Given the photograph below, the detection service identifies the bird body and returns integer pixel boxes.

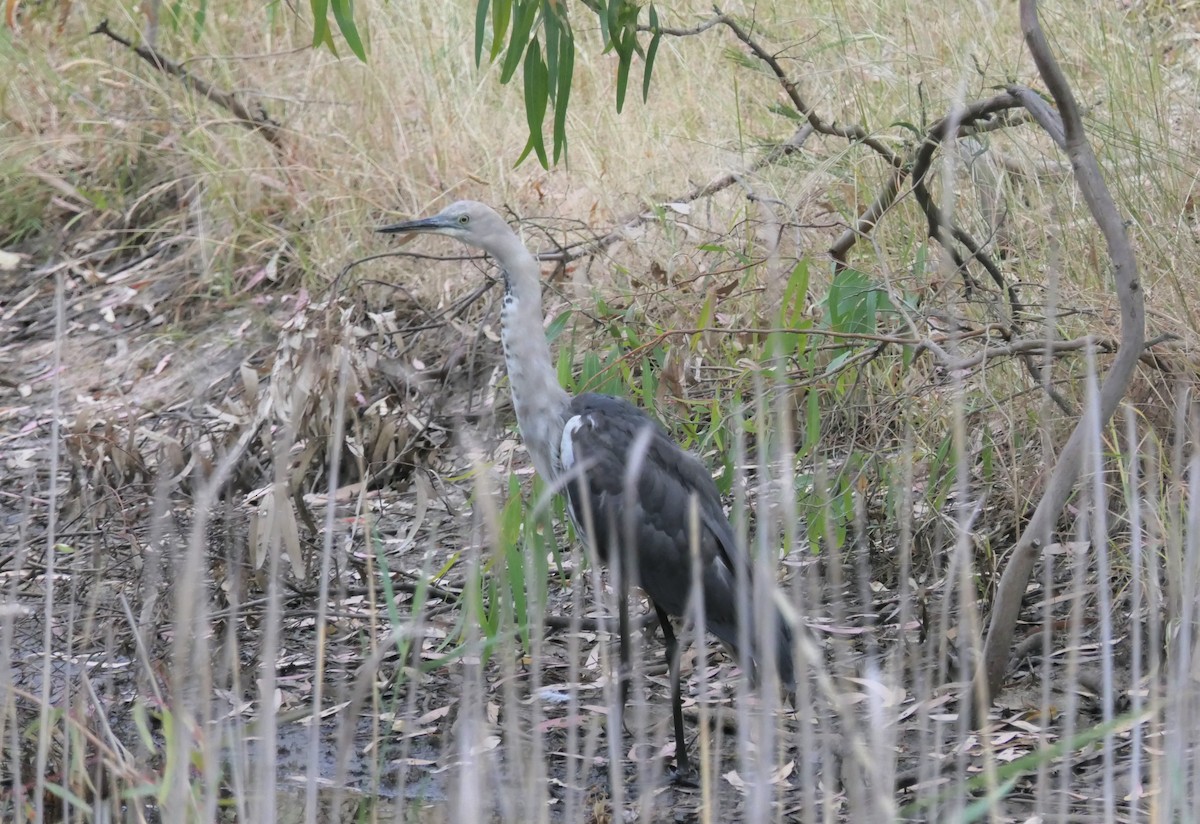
[380,201,793,778]
[561,392,794,689]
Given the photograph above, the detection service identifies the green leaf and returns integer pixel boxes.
[191,0,207,42]
[640,356,658,403]
[474,0,491,66]
[823,349,853,377]
[695,293,715,333]
[581,351,602,388]
[768,102,804,121]
[890,119,923,136]
[500,0,537,84]
[804,390,820,453]
[331,0,367,61]
[824,266,884,334]
[553,24,574,163]
[514,133,537,166]
[543,2,559,90]
[311,0,331,49]
[782,259,810,326]
[642,4,660,103]
[615,31,633,113]
[522,36,550,168]
[491,0,513,63]
[604,0,619,48]
[557,347,574,391]
[546,308,573,344]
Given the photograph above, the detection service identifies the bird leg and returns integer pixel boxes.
[617,571,633,715]
[654,603,695,784]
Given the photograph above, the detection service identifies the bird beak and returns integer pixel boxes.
[376,215,449,236]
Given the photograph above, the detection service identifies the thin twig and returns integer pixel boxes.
[543,125,815,264]
[91,19,285,153]
[713,9,902,168]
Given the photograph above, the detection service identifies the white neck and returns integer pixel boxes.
[495,233,571,481]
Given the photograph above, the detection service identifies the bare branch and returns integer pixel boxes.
[935,335,1112,372]
[713,9,903,169]
[1006,83,1067,149]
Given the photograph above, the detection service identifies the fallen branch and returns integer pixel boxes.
[91,19,286,154]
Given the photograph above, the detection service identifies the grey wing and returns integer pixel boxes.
[561,393,749,646]
[561,392,795,688]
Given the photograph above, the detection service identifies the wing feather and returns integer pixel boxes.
[561,392,793,687]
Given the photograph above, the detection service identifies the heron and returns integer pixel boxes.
[379,200,795,780]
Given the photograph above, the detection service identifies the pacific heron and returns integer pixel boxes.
[379,200,795,780]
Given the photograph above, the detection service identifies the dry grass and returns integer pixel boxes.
[3,0,1200,821]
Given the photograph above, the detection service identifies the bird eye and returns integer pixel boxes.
[457,214,470,225]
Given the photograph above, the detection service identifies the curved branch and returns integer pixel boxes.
[644,7,1022,316]
[971,0,1146,717]
[908,95,1023,303]
[713,9,903,169]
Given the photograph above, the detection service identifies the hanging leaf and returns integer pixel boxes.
[490,0,513,63]
[310,0,333,51]
[474,0,491,66]
[331,0,366,61]
[500,0,538,84]
[522,35,550,167]
[614,28,634,113]
[543,2,559,90]
[642,4,660,103]
[552,22,574,163]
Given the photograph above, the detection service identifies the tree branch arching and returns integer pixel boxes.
[971,0,1146,716]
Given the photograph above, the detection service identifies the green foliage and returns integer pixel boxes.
[167,0,208,41]
[822,266,895,336]
[371,526,440,687]
[474,1,660,167]
[445,472,563,662]
[311,0,366,61]
[154,0,659,166]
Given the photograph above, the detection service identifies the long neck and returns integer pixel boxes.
[495,233,571,482]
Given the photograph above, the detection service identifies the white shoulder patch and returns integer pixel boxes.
[561,414,586,470]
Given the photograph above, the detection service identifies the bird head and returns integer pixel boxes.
[377,200,510,253]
